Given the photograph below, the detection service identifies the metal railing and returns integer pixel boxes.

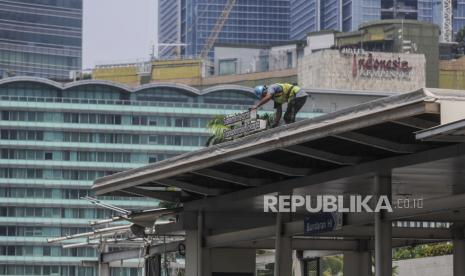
[0,95,256,111]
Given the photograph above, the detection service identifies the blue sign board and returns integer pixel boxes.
[304,212,343,235]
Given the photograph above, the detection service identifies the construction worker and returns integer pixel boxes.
[250,83,307,127]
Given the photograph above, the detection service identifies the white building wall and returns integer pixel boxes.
[214,46,262,74]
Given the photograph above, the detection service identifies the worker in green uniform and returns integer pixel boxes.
[250,83,307,127]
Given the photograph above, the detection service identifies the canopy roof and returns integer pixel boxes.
[92,88,465,216]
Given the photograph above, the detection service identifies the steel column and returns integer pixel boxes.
[274,212,293,276]
[374,173,392,276]
[145,255,161,276]
[197,211,203,276]
[452,224,465,276]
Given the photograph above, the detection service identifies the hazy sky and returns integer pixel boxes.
[83,0,158,69]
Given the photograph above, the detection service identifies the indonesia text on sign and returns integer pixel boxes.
[224,120,266,140]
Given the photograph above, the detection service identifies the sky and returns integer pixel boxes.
[83,0,158,69]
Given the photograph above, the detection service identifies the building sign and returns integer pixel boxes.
[304,212,343,235]
[224,120,267,140]
[354,53,413,80]
[340,47,367,57]
[224,109,257,126]
[223,110,267,140]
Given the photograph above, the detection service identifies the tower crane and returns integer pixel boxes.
[199,0,236,59]
[443,0,453,42]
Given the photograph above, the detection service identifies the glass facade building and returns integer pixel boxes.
[158,0,181,58]
[290,0,465,40]
[0,77,320,275]
[159,0,291,58]
[0,0,82,80]
[290,0,384,39]
[290,0,319,40]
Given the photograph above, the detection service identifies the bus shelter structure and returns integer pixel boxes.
[93,88,465,276]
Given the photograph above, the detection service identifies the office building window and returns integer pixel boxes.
[219,59,237,75]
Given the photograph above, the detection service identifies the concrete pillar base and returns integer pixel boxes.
[98,262,110,276]
[344,251,371,276]
[454,239,465,276]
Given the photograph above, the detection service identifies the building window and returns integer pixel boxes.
[287,51,293,68]
[219,59,237,75]
[45,152,53,160]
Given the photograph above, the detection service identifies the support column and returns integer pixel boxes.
[185,211,204,276]
[145,255,161,276]
[452,224,465,276]
[344,243,371,276]
[274,212,293,276]
[374,172,392,276]
[293,251,305,276]
[98,259,110,276]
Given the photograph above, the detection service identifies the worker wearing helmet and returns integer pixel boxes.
[250,83,307,127]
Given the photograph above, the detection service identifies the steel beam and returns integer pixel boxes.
[392,117,438,130]
[215,237,443,251]
[101,240,184,263]
[334,132,422,153]
[206,225,450,248]
[121,187,183,202]
[234,157,310,176]
[280,145,362,165]
[385,193,465,221]
[191,169,264,187]
[153,179,225,196]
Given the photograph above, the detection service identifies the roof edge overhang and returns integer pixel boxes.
[91,88,459,196]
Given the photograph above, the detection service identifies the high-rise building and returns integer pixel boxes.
[158,0,181,58]
[290,0,384,39]
[0,0,82,80]
[290,0,464,41]
[290,0,319,40]
[0,76,320,275]
[454,0,465,36]
[158,0,291,58]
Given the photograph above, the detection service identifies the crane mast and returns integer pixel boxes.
[199,0,236,59]
[443,0,452,42]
